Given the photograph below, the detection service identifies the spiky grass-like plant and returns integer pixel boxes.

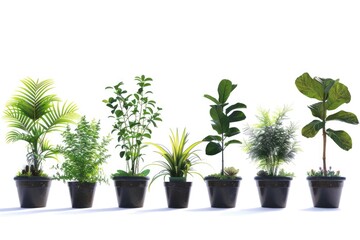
[4,78,79,176]
[244,107,299,176]
[147,128,203,187]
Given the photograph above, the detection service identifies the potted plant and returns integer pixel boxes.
[103,75,162,208]
[3,77,78,208]
[203,79,247,208]
[295,72,359,208]
[243,107,300,208]
[147,128,203,208]
[53,116,111,208]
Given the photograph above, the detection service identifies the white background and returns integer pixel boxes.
[0,0,359,239]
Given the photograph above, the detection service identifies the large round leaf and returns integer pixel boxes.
[327,81,351,110]
[301,120,324,138]
[326,110,359,124]
[326,129,352,151]
[205,142,222,155]
[295,72,324,101]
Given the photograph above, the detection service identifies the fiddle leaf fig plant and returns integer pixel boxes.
[103,75,162,177]
[203,79,247,177]
[295,72,359,176]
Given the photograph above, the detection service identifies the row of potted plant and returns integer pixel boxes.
[2,73,358,209]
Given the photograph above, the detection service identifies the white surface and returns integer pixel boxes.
[0,0,359,239]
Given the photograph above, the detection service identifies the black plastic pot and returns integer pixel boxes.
[255,176,292,208]
[164,181,192,208]
[204,177,241,208]
[14,176,52,208]
[113,176,149,208]
[68,182,96,208]
[307,176,346,208]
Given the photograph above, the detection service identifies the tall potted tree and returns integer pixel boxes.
[147,128,203,208]
[53,116,111,208]
[244,107,300,208]
[103,75,162,208]
[203,79,247,208]
[295,72,358,208]
[3,77,78,208]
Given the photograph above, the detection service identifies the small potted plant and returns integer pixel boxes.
[295,72,359,208]
[53,116,111,208]
[3,77,78,208]
[203,79,247,208]
[243,106,300,208]
[147,128,203,208]
[103,75,162,208]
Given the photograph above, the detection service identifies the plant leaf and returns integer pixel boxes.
[205,142,222,155]
[225,139,241,147]
[326,110,359,124]
[326,81,351,110]
[295,72,323,101]
[226,102,247,114]
[210,106,229,134]
[204,94,219,105]
[301,120,324,138]
[203,135,222,141]
[228,110,246,123]
[326,129,352,150]
[308,102,324,119]
[218,79,236,104]
[224,127,240,137]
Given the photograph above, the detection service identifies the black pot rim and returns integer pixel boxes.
[204,176,242,181]
[254,176,293,181]
[307,176,346,181]
[14,176,52,181]
[68,181,97,186]
[112,176,150,181]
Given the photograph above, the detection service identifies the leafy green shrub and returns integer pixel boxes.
[53,116,111,183]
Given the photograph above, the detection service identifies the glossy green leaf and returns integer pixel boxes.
[327,81,351,110]
[326,110,359,124]
[205,142,222,155]
[326,129,352,150]
[203,135,222,141]
[218,79,236,104]
[228,110,246,123]
[295,72,323,101]
[301,120,324,138]
[225,127,240,137]
[204,94,219,105]
[210,106,229,134]
[308,102,324,119]
[225,139,241,147]
[226,102,247,114]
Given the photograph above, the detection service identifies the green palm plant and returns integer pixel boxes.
[3,78,79,176]
[243,107,300,177]
[147,128,203,187]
